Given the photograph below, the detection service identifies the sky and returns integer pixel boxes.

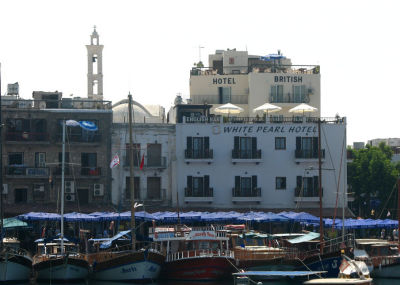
[0,0,399,145]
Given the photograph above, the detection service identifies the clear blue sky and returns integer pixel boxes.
[1,0,399,144]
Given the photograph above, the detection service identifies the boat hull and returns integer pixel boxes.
[34,256,89,281]
[304,278,373,285]
[161,256,235,281]
[0,254,32,282]
[371,262,400,278]
[90,250,164,282]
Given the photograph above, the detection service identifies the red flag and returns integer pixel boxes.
[139,154,145,170]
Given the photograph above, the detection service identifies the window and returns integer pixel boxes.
[275,137,286,150]
[125,177,140,199]
[229,57,235,64]
[218,87,231,104]
[234,176,258,197]
[295,137,319,158]
[8,153,23,165]
[125,143,141,166]
[186,137,210,159]
[293,85,306,103]
[276,177,286,190]
[270,85,283,103]
[186,176,210,197]
[296,176,319,197]
[233,137,259,159]
[81,153,99,175]
[35,152,46,168]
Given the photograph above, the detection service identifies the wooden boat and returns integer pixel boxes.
[354,238,400,278]
[0,238,32,282]
[150,224,235,281]
[86,231,165,282]
[33,239,89,281]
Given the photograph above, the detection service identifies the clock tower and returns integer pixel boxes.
[86,26,104,100]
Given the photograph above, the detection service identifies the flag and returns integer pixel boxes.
[109,154,120,169]
[139,154,145,170]
[387,211,391,217]
[339,258,350,273]
[65,120,80,127]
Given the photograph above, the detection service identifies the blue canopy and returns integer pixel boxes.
[18,212,61,221]
[64,212,99,222]
[237,212,289,222]
[99,230,131,249]
[279,211,320,223]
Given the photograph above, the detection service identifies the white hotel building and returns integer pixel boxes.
[171,49,347,213]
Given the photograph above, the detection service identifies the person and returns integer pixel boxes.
[380,228,385,240]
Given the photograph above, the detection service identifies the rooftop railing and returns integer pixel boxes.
[1,98,112,110]
[183,116,345,124]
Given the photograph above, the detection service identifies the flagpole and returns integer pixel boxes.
[128,93,136,249]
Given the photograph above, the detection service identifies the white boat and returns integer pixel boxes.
[0,238,32,282]
[304,256,372,285]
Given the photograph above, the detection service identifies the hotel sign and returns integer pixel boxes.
[274,76,303,83]
[212,125,317,135]
[212,77,236,84]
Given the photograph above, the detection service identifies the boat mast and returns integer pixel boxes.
[60,120,66,254]
[0,63,3,247]
[318,118,324,254]
[128,93,136,249]
[398,178,400,252]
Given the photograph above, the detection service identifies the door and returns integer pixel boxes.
[147,144,161,167]
[77,188,89,204]
[147,177,161,199]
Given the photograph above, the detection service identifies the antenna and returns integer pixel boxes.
[198,45,204,63]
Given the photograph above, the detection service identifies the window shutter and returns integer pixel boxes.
[187,176,193,189]
[296,176,302,188]
[234,136,239,150]
[235,176,240,189]
[251,137,257,158]
[204,137,209,151]
[252,176,257,189]
[204,175,209,191]
[187,137,192,158]
[296,137,301,150]
[282,177,286,189]
[312,137,319,158]
[313,176,319,194]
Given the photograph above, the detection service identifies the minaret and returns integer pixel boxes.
[86,26,104,100]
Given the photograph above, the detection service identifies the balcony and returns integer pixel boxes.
[5,166,49,177]
[232,149,262,164]
[184,149,213,164]
[294,187,323,202]
[6,132,49,142]
[269,93,310,104]
[145,156,167,169]
[53,166,72,176]
[56,133,101,143]
[184,187,214,203]
[232,187,262,203]
[295,149,325,163]
[80,167,101,177]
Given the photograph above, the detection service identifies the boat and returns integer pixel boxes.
[32,119,90,281]
[304,255,372,285]
[86,93,165,282]
[33,238,89,281]
[354,238,400,278]
[150,224,236,281]
[0,238,32,282]
[0,72,33,283]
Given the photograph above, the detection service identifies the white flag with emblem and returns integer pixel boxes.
[109,154,120,169]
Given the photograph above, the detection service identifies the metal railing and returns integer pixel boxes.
[269,94,310,104]
[295,187,323,197]
[232,187,261,197]
[5,166,49,177]
[185,187,213,197]
[56,133,102,143]
[295,149,325,159]
[6,132,49,142]
[232,149,261,159]
[185,149,213,159]
[191,94,248,104]
[183,116,345,125]
[81,167,101,176]
[166,249,234,262]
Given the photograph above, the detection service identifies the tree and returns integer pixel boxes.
[348,142,399,218]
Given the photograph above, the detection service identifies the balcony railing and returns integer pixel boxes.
[56,133,101,143]
[232,149,261,159]
[145,156,167,168]
[6,132,49,142]
[182,116,345,125]
[185,187,213,197]
[185,149,213,159]
[191,94,248,104]
[295,149,325,159]
[81,167,101,176]
[269,94,310,104]
[5,166,49,177]
[53,166,71,176]
[232,187,261,197]
[295,187,323,197]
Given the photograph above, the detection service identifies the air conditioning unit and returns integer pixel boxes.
[65,181,75,193]
[93,184,104,196]
[34,184,45,192]
[65,193,75,202]
[2,184,8,195]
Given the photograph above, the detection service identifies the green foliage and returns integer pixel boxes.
[348,143,398,218]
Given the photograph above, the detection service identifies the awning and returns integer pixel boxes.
[100,230,131,249]
[287,232,320,244]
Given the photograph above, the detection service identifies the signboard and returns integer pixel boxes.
[186,230,217,240]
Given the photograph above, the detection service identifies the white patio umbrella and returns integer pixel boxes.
[289,103,318,116]
[214,103,244,116]
[253,103,282,116]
